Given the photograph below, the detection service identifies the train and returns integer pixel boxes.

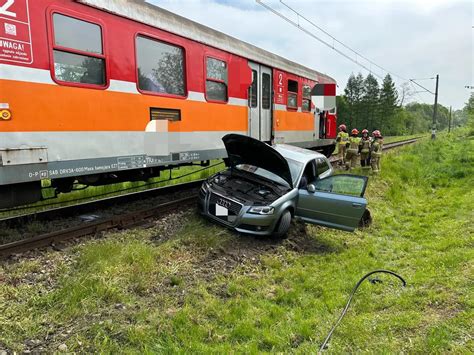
[0,0,338,209]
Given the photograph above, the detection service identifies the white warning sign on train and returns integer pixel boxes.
[0,0,33,64]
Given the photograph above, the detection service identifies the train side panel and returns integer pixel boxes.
[0,0,336,207]
[1,0,252,188]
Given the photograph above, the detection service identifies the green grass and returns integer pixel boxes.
[1,132,473,352]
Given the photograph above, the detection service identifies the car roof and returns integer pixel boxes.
[274,144,326,164]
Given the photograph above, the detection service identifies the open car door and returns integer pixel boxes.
[296,174,368,231]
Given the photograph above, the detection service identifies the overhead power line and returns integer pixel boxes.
[256,0,409,82]
[256,0,439,104]
[409,79,435,95]
[255,0,384,80]
[278,0,408,82]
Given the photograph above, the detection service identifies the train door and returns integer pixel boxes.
[248,62,272,142]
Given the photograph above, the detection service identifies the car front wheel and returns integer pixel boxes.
[272,210,292,238]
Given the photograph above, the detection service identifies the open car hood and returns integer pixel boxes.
[222,134,293,188]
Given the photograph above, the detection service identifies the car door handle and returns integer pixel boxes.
[352,203,362,208]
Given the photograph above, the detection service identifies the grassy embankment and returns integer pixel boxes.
[1,132,473,352]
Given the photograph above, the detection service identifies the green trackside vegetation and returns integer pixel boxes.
[1,131,473,353]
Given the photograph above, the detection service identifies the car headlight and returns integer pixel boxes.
[248,206,275,215]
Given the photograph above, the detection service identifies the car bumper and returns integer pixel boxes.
[198,191,279,236]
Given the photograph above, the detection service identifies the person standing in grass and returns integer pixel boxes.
[370,130,384,173]
[336,124,349,165]
[345,128,361,170]
[359,129,371,169]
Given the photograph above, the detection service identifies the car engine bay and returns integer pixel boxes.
[208,170,288,204]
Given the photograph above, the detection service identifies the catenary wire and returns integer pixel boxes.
[319,270,406,352]
[259,1,437,99]
[255,0,384,80]
[278,0,409,82]
[256,0,411,81]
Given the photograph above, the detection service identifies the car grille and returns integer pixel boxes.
[209,193,242,215]
[208,192,243,225]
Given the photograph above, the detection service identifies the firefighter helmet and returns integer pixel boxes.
[372,130,381,137]
[362,129,369,134]
[338,124,347,131]
[351,128,359,135]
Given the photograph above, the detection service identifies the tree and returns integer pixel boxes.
[362,74,379,130]
[336,95,349,127]
[378,74,399,133]
[343,73,365,128]
[398,82,414,107]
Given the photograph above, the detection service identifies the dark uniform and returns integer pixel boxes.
[359,136,371,169]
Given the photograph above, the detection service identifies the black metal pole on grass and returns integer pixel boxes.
[431,74,439,139]
[448,106,452,133]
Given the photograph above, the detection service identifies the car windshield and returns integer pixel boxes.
[235,158,303,187]
[287,158,304,185]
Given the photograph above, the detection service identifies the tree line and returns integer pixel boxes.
[336,72,471,136]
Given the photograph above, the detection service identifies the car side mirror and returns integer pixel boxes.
[307,184,316,193]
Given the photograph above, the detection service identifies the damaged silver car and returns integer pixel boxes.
[198,134,368,237]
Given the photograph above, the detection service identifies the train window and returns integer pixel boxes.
[262,73,271,109]
[302,84,311,112]
[136,36,186,96]
[249,70,258,108]
[53,14,102,54]
[287,79,298,108]
[206,57,228,102]
[52,14,105,86]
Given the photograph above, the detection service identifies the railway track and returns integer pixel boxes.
[0,180,204,227]
[329,137,421,164]
[0,137,422,257]
[0,181,202,257]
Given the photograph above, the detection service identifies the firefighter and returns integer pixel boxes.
[370,130,384,173]
[345,128,361,170]
[336,124,349,165]
[359,129,371,169]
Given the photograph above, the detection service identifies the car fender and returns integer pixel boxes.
[271,188,298,218]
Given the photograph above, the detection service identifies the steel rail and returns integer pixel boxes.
[0,195,197,257]
[0,180,204,227]
[329,137,422,164]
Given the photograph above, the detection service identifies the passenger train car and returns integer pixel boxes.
[0,0,337,208]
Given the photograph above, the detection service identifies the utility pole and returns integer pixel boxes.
[448,106,452,133]
[431,74,439,139]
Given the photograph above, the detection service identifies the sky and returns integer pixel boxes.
[146,0,473,109]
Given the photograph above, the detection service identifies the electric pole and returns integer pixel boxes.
[431,74,439,139]
[448,106,452,133]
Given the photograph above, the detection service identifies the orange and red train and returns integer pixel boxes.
[0,0,337,208]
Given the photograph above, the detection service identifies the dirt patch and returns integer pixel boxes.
[150,209,191,243]
[157,219,343,304]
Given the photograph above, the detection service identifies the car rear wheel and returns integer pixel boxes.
[273,210,292,239]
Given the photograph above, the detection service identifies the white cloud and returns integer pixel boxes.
[147,0,472,109]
